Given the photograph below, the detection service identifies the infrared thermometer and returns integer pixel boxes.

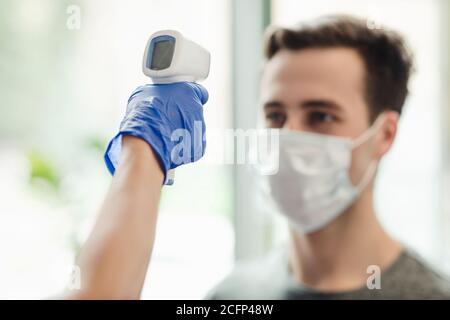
[142,30,210,184]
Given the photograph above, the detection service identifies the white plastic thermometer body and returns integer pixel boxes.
[143,30,210,184]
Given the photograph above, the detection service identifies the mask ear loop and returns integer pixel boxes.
[356,160,378,192]
[352,115,385,149]
[351,114,385,192]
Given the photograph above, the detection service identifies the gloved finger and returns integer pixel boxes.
[188,83,209,105]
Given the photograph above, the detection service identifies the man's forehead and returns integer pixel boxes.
[261,47,367,105]
[262,48,366,88]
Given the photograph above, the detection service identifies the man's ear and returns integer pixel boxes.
[374,111,400,158]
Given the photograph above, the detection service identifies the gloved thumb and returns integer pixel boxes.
[189,83,209,105]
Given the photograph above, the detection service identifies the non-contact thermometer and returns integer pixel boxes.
[142,30,210,184]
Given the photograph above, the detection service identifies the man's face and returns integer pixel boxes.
[261,47,383,185]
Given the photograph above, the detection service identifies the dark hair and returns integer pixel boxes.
[264,15,414,121]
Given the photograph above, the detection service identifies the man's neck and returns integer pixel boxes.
[288,189,402,292]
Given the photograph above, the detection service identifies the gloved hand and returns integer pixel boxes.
[104,82,208,185]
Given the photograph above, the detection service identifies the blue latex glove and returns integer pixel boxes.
[104,82,208,185]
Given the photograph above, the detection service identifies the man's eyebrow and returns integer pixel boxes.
[263,99,343,111]
[301,99,342,111]
[263,101,284,109]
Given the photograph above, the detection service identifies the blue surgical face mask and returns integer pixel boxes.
[266,116,384,234]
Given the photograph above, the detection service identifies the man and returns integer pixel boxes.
[206,15,450,299]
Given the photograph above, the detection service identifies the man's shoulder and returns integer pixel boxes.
[385,248,450,299]
[205,249,290,300]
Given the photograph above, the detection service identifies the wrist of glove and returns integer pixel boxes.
[104,82,208,185]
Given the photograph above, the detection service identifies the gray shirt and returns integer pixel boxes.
[206,247,450,299]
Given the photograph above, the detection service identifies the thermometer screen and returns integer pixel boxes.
[151,39,175,70]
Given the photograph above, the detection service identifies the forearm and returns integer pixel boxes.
[66,136,164,299]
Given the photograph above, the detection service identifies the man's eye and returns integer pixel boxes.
[308,111,336,124]
[265,112,286,124]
